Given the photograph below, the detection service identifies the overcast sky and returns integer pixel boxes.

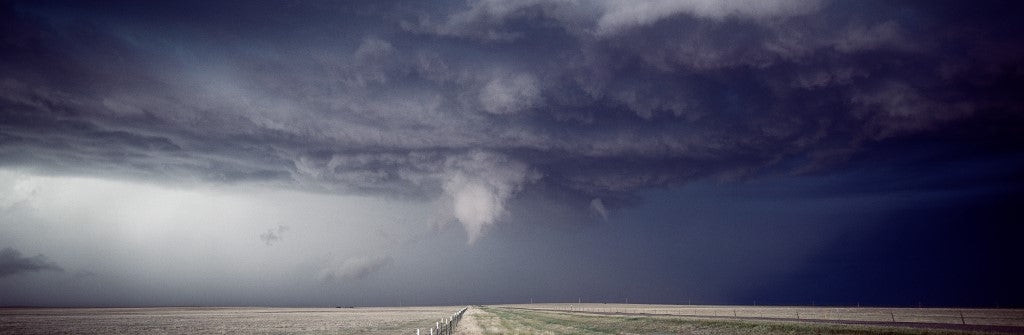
[1,0,1022,307]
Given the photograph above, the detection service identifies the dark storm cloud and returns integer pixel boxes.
[0,247,62,277]
[1,1,1022,227]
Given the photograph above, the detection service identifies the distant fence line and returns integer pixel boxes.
[416,307,467,335]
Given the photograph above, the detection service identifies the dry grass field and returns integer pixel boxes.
[3,304,1022,334]
[0,306,461,334]
[454,305,1024,335]
[504,303,1024,327]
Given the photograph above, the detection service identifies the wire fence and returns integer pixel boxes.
[415,307,467,335]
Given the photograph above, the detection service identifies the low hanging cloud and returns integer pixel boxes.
[259,225,289,246]
[0,247,63,277]
[589,198,609,221]
[317,255,394,283]
[0,1,1022,242]
[443,152,535,243]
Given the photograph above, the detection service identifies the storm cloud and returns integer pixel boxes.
[0,0,1022,309]
[1,0,1022,240]
[0,247,62,277]
[318,255,394,283]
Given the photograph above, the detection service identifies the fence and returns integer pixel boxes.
[416,307,467,335]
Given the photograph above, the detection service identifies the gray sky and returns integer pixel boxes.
[1,0,1022,307]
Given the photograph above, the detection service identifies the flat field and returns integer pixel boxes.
[0,306,459,335]
[3,304,1022,334]
[455,304,1024,335]
[503,303,1024,327]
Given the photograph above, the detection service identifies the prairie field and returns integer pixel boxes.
[2,304,1022,334]
[455,304,1024,335]
[0,306,460,335]
[501,303,1024,327]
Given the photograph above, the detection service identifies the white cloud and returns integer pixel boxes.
[851,82,973,140]
[0,171,39,210]
[595,0,822,35]
[353,37,395,62]
[443,151,535,243]
[479,72,541,115]
[404,0,822,39]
